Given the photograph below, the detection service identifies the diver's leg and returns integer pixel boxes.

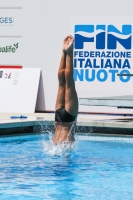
[54,41,67,144]
[56,36,78,144]
[54,36,78,144]
[55,52,66,110]
[64,36,78,116]
[55,36,73,109]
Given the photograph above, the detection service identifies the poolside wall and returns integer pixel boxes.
[0,0,133,114]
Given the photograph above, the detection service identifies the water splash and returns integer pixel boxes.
[38,112,77,157]
[43,139,75,157]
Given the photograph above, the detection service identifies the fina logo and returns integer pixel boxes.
[74,24,132,83]
[74,25,132,50]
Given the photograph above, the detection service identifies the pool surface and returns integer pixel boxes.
[0,134,133,200]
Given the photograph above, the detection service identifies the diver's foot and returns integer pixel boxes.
[62,35,74,53]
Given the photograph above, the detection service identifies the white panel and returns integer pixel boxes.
[0,68,40,113]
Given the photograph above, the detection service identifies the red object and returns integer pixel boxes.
[0,66,22,69]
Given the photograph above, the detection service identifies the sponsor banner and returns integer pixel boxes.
[0,43,19,53]
[74,24,132,83]
[0,5,47,113]
[0,9,23,32]
[0,7,23,69]
[70,16,133,113]
[0,5,133,113]
[0,17,14,25]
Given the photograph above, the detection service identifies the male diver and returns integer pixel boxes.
[53,35,78,144]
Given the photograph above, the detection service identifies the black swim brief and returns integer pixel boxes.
[55,107,77,123]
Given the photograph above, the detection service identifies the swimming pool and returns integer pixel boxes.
[0,133,133,200]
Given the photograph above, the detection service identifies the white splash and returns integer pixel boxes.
[43,139,74,157]
[39,113,77,157]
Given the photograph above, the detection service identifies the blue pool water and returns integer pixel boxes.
[0,134,133,200]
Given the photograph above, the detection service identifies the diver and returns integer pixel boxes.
[53,35,78,144]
